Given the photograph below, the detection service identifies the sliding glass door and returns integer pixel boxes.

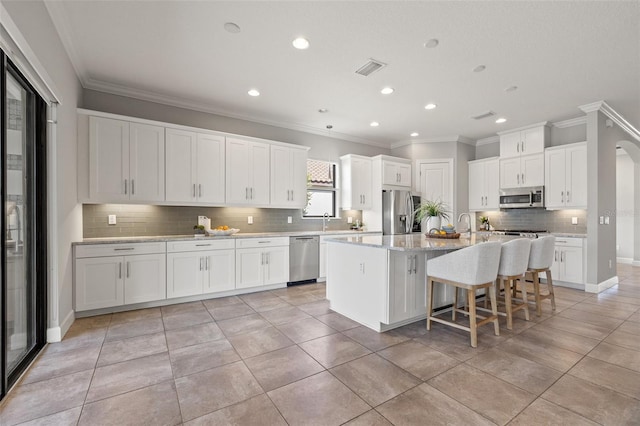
[1,51,47,398]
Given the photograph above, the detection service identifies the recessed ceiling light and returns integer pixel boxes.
[495,117,507,124]
[410,132,419,137]
[370,121,380,127]
[318,108,328,113]
[505,85,518,92]
[292,37,309,50]
[424,38,439,48]
[473,65,486,73]
[224,22,241,34]
[247,89,260,97]
[380,87,394,95]
[424,103,437,110]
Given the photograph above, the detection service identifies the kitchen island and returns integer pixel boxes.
[326,233,516,332]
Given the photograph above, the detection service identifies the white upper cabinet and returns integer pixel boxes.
[468,157,499,211]
[499,153,544,189]
[89,116,165,203]
[165,129,225,204]
[382,160,411,187]
[545,142,587,209]
[499,124,549,158]
[270,145,308,208]
[341,154,373,210]
[226,137,270,206]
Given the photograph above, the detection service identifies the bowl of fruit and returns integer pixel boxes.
[206,226,240,236]
[441,224,456,233]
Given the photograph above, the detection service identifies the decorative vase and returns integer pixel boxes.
[422,216,441,233]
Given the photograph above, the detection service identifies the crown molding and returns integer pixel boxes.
[551,116,587,128]
[496,121,550,136]
[390,135,475,150]
[475,135,500,146]
[579,100,640,142]
[83,78,391,149]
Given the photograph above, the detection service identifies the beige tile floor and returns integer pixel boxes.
[2,264,640,425]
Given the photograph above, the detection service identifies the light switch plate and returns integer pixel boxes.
[599,216,604,225]
[248,216,253,224]
[604,216,610,225]
[347,217,353,224]
[571,217,578,225]
[108,215,116,225]
[287,216,292,224]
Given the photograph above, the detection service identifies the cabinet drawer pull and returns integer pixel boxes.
[517,174,520,184]
[195,243,212,247]
[258,241,271,244]
[114,247,135,251]
[245,187,248,199]
[200,257,203,271]
[131,179,135,195]
[126,262,130,278]
[206,257,209,270]
[199,184,202,197]
[566,191,570,202]
[193,184,196,197]
[124,179,128,194]
[251,188,254,199]
[119,262,122,279]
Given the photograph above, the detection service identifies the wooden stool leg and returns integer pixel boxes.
[533,272,542,316]
[504,278,513,330]
[468,289,478,347]
[518,278,530,321]
[453,287,459,321]
[546,269,556,311]
[489,283,500,336]
[427,278,434,330]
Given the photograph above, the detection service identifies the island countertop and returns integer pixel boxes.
[326,233,519,252]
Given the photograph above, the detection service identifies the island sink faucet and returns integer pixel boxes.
[458,212,471,237]
[322,212,330,232]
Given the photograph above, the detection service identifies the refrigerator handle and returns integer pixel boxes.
[407,193,415,233]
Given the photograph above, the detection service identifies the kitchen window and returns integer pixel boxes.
[304,159,337,218]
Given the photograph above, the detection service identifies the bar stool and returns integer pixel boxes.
[527,235,556,316]
[426,242,502,348]
[496,238,532,329]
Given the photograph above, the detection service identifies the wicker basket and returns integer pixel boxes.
[425,232,461,239]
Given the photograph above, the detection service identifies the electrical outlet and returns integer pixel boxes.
[604,216,610,225]
[599,216,604,225]
[248,216,253,224]
[571,217,578,225]
[347,217,353,224]
[108,215,116,225]
[287,216,292,224]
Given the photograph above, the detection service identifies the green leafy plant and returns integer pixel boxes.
[414,199,450,223]
[478,216,490,225]
[193,225,205,234]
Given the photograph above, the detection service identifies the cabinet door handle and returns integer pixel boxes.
[126,262,130,278]
[517,142,520,153]
[251,187,254,199]
[245,187,248,199]
[414,256,418,274]
[522,173,525,184]
[561,251,565,262]
[522,141,525,152]
[261,253,264,265]
[193,184,196,197]
[517,174,520,184]
[119,262,122,279]
[362,194,365,204]
[555,250,558,262]
[195,243,212,247]
[114,247,134,251]
[206,257,209,270]
[124,179,128,195]
[561,191,564,203]
[131,179,135,195]
[199,184,202,197]
[567,191,570,202]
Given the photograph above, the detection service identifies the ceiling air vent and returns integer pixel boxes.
[471,111,496,120]
[355,59,387,76]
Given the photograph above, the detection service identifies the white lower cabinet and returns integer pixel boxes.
[75,242,166,312]
[236,238,289,289]
[167,240,236,298]
[388,251,426,323]
[550,237,585,285]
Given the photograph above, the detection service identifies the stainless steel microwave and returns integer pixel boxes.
[499,186,545,209]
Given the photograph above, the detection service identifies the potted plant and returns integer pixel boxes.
[415,199,450,233]
[478,216,490,231]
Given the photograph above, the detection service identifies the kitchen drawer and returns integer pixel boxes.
[236,237,289,249]
[75,242,166,258]
[554,237,583,247]
[167,239,235,253]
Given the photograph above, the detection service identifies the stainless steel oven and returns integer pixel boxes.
[499,186,545,209]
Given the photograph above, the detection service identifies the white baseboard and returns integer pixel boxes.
[633,260,640,267]
[585,276,619,293]
[47,310,75,343]
[617,257,634,264]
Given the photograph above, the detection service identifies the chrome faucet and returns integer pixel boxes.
[458,212,471,237]
[322,212,330,232]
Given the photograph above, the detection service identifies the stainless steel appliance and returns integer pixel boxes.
[382,190,414,235]
[493,229,549,238]
[499,186,545,209]
[288,236,319,284]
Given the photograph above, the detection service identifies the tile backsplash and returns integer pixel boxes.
[82,204,362,238]
[476,209,587,234]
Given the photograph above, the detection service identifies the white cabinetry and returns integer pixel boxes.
[236,237,289,289]
[166,240,236,298]
[388,251,426,323]
[382,159,411,187]
[468,157,500,211]
[549,237,585,286]
[89,116,165,203]
[499,153,544,189]
[545,142,587,210]
[75,242,166,311]
[270,145,309,208]
[340,154,373,209]
[499,125,548,158]
[226,137,270,205]
[165,129,225,204]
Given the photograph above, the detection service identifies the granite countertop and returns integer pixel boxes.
[73,230,379,246]
[551,232,587,238]
[326,233,519,252]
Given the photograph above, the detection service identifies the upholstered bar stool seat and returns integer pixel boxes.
[526,235,557,316]
[426,242,502,348]
[495,238,532,329]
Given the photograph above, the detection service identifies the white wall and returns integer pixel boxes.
[616,151,635,260]
[3,0,82,339]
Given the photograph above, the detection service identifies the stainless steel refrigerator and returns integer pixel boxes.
[382,190,415,235]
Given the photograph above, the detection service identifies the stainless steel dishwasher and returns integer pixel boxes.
[289,236,320,284]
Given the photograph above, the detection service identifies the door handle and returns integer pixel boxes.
[131,179,135,195]
[245,187,248,199]
[561,251,565,262]
[206,257,209,270]
[124,179,128,195]
[567,191,570,202]
[199,184,202,197]
[119,262,122,279]
[193,184,196,197]
[517,174,520,185]
[200,257,203,271]
[413,256,418,274]
[555,250,558,262]
[522,173,525,184]
[126,262,130,278]
[114,247,135,251]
